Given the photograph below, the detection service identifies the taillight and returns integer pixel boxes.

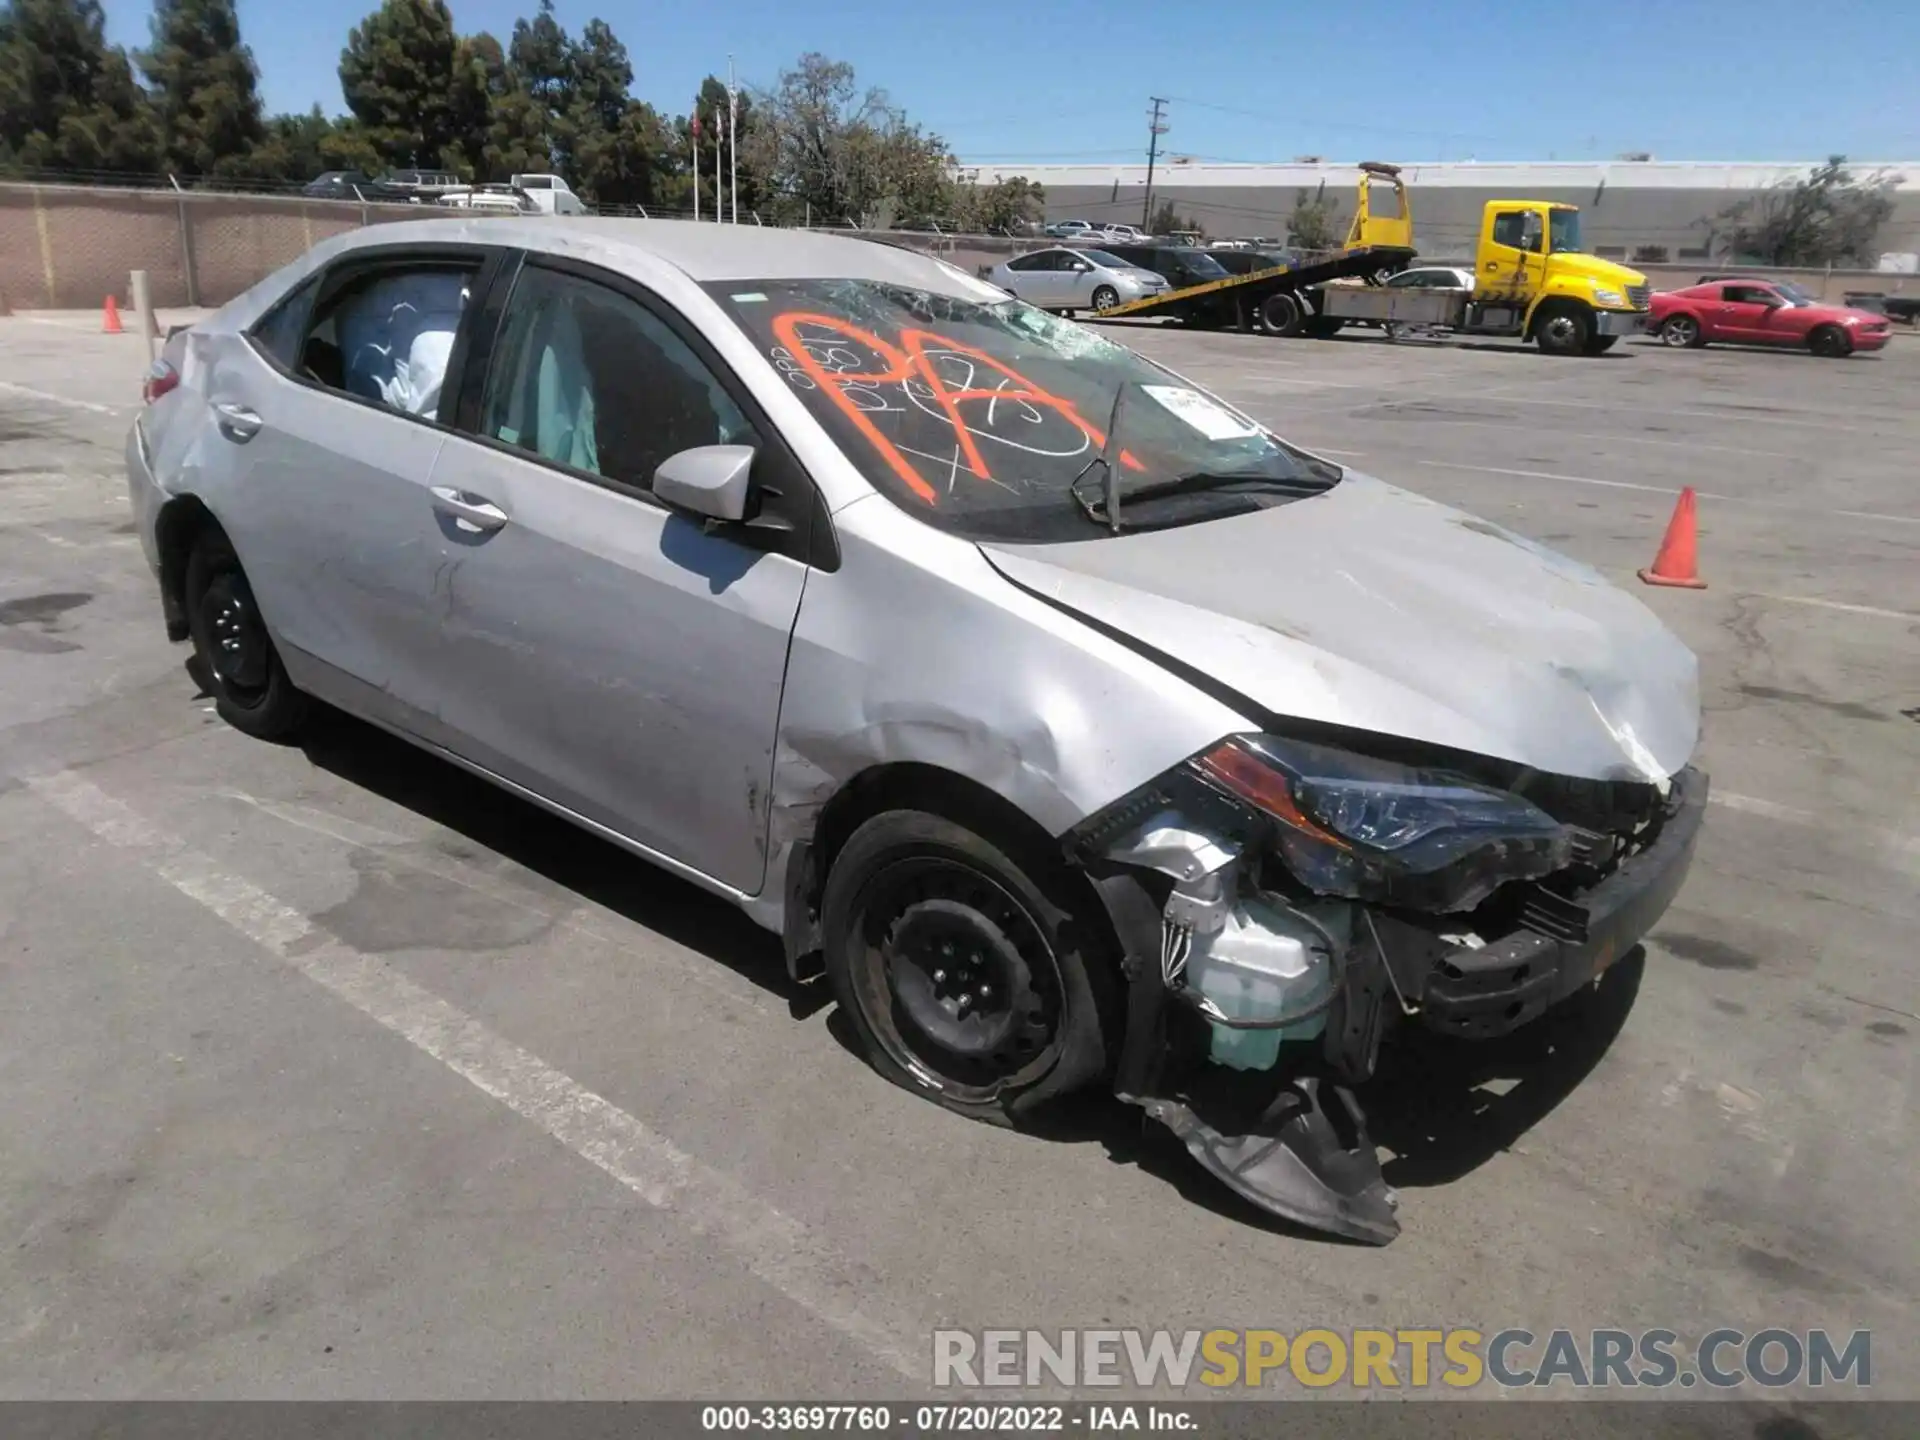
[143,359,180,404]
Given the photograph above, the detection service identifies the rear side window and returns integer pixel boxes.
[249,274,321,368]
[265,255,484,421]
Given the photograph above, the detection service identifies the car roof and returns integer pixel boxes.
[307,216,984,295]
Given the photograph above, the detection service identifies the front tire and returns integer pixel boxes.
[1809,324,1852,358]
[184,529,308,740]
[1534,302,1591,356]
[1090,285,1119,313]
[820,810,1117,1125]
[1583,334,1618,355]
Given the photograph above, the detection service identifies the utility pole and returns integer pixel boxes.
[728,54,740,225]
[1142,97,1168,230]
[691,108,701,223]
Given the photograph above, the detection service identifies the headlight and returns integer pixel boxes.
[1591,288,1625,306]
[1187,736,1570,911]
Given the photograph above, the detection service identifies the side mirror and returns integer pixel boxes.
[653,444,756,523]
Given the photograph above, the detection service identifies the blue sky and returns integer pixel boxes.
[101,0,1920,163]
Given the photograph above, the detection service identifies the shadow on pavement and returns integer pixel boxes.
[294,704,794,1001]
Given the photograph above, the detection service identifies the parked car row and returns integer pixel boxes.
[300,170,587,216]
[989,243,1240,313]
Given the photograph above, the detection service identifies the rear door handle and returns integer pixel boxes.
[430,485,509,533]
[213,402,261,441]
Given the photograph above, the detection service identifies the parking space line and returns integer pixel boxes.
[0,380,124,415]
[1758,594,1918,622]
[1417,459,1920,525]
[1710,791,1920,861]
[1470,387,1899,435]
[25,768,925,1383]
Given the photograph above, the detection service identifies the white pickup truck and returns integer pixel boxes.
[508,173,588,215]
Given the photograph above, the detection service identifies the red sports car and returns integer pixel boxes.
[1649,279,1891,357]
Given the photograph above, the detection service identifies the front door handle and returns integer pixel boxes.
[213,402,261,441]
[430,485,509,533]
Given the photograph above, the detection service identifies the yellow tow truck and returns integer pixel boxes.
[1316,163,1653,355]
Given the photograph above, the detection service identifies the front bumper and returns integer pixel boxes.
[1421,765,1708,1039]
[1096,765,1708,1245]
[1594,308,1651,336]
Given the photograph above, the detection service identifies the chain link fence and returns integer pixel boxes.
[0,177,1043,313]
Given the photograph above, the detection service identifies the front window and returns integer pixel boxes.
[1548,209,1584,254]
[1773,280,1816,305]
[1076,249,1128,268]
[707,279,1340,543]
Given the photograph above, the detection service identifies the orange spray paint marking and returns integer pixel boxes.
[771,311,1148,506]
[772,312,935,502]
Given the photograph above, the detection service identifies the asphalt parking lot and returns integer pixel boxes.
[0,311,1914,1406]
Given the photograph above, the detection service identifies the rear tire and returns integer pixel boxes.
[1260,291,1305,337]
[1534,302,1591,356]
[184,529,308,740]
[1659,314,1704,348]
[1090,285,1119,313]
[820,809,1118,1126]
[1809,324,1852,358]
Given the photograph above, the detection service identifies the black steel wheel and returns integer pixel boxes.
[821,809,1117,1123]
[184,529,308,739]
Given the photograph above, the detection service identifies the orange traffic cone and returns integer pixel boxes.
[102,295,124,334]
[1639,487,1706,589]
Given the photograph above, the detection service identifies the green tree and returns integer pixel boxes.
[749,53,954,226]
[1285,187,1340,250]
[243,104,380,183]
[0,0,159,173]
[958,174,1044,233]
[139,0,263,177]
[338,0,460,172]
[1710,157,1898,266]
[1147,196,1202,238]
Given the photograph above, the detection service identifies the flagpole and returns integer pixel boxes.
[691,108,701,223]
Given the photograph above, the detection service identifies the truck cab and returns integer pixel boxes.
[1474,200,1651,353]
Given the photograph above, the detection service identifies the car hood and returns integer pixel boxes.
[980,472,1699,784]
[1121,268,1168,284]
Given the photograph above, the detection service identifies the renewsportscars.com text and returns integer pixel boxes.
[932,1327,1872,1391]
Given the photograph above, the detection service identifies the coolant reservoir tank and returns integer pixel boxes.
[1185,898,1345,1072]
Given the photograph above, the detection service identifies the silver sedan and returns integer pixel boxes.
[127,218,1704,1243]
[988,246,1170,313]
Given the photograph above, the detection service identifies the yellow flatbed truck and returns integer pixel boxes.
[1315,191,1654,355]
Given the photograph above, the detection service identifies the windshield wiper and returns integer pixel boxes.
[1068,381,1129,533]
[1115,468,1339,507]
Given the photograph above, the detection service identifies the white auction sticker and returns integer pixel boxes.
[1141,384,1261,440]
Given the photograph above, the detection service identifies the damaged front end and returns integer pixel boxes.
[1071,732,1708,1245]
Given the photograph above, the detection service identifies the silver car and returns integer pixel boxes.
[127,219,1705,1243]
[989,246,1170,313]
